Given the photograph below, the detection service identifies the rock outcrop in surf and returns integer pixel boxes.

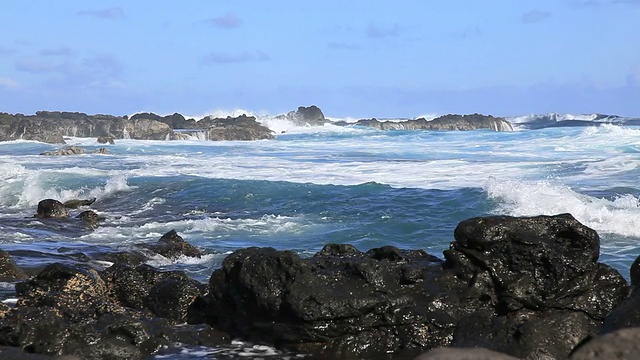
[0,111,274,143]
[275,105,326,126]
[355,113,514,132]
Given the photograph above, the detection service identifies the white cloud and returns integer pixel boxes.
[0,77,20,90]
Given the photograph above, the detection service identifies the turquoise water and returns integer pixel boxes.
[1,123,640,283]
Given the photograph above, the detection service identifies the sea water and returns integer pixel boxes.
[1,116,640,357]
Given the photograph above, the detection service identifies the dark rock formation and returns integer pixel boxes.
[0,250,27,282]
[75,210,103,226]
[142,230,202,259]
[199,115,274,141]
[130,112,198,129]
[35,199,69,218]
[40,146,85,156]
[63,198,96,209]
[356,114,514,132]
[0,261,226,359]
[276,105,326,126]
[206,214,627,359]
[40,146,108,155]
[0,111,173,144]
[96,135,115,144]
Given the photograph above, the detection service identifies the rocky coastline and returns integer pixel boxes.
[1,200,639,359]
[0,106,515,145]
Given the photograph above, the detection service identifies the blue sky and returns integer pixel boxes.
[1,1,639,118]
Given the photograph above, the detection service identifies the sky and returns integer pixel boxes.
[1,0,639,118]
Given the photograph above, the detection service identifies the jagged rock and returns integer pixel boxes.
[203,115,274,141]
[101,263,207,323]
[35,199,69,218]
[355,114,514,132]
[96,136,115,144]
[93,147,108,154]
[14,263,124,320]
[570,327,640,360]
[600,255,640,335]
[0,111,173,144]
[0,250,27,282]
[63,198,96,209]
[143,230,202,259]
[130,112,198,129]
[206,214,628,359]
[276,105,326,126]
[0,261,225,359]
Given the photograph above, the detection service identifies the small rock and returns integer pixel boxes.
[96,136,115,144]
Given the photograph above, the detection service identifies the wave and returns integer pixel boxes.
[508,113,640,130]
[0,163,131,209]
[80,214,312,245]
[485,178,640,237]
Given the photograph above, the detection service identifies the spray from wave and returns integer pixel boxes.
[485,178,640,237]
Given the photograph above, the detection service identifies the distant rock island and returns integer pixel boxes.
[0,106,515,144]
[351,114,514,132]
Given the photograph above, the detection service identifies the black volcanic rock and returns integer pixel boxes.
[0,261,225,359]
[142,230,202,259]
[35,199,69,218]
[355,114,514,131]
[200,115,274,140]
[0,250,27,282]
[130,112,198,129]
[276,105,326,126]
[206,214,628,359]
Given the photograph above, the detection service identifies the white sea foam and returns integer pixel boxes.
[0,163,131,208]
[509,113,620,124]
[145,253,220,267]
[486,178,640,237]
[80,214,310,245]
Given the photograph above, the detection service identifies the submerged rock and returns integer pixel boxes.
[40,146,85,156]
[96,135,115,144]
[75,210,103,226]
[206,214,628,359]
[35,199,69,218]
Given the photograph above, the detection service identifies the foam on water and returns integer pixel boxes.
[0,164,131,209]
[81,214,310,245]
[486,178,640,237]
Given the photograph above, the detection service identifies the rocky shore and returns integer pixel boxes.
[0,106,515,145]
[1,201,639,359]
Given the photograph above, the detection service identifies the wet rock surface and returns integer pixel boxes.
[1,214,640,359]
[142,229,203,259]
[35,199,69,218]
[207,214,629,359]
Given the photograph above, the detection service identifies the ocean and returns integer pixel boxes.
[1,113,640,357]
